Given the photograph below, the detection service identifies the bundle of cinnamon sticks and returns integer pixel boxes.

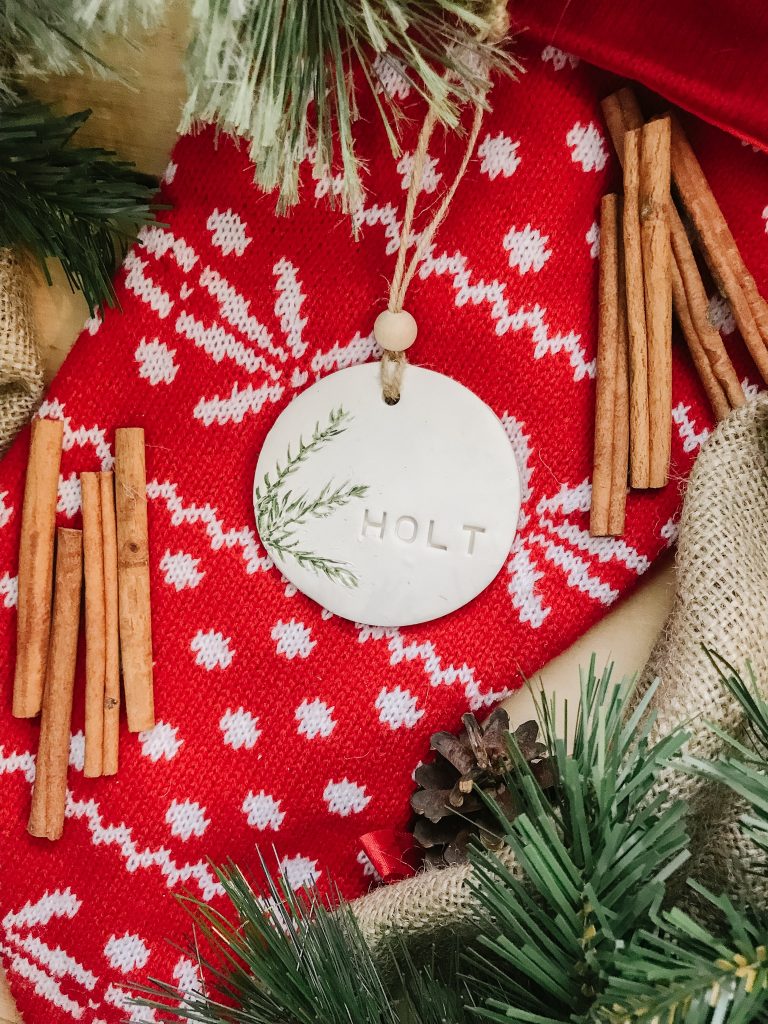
[13,421,155,841]
[590,87,762,537]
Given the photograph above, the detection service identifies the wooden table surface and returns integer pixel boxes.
[0,7,676,1019]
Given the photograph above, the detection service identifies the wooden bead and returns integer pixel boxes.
[374,309,418,352]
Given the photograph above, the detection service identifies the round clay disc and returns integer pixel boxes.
[253,362,520,627]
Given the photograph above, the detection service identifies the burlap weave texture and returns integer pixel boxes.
[0,248,43,454]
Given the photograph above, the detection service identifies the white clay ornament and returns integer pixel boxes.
[253,358,521,628]
[254,107,521,627]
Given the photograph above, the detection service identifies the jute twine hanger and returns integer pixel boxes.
[373,0,510,404]
[374,101,484,404]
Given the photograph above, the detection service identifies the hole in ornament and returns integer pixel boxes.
[384,394,400,406]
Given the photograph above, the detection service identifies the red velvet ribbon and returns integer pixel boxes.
[359,829,422,883]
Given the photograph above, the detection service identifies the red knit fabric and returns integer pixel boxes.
[0,38,765,1023]
[510,0,768,153]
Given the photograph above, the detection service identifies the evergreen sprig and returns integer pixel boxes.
[465,660,691,1024]
[0,98,159,312]
[601,884,768,1023]
[183,0,516,212]
[137,861,474,1024]
[0,0,161,101]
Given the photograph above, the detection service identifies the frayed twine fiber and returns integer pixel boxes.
[0,248,43,454]
[352,395,768,947]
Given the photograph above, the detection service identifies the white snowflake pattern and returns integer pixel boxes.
[375,686,424,729]
[219,707,261,750]
[396,150,442,194]
[159,550,204,591]
[357,849,382,882]
[272,619,316,659]
[586,221,600,259]
[323,779,371,817]
[566,122,608,172]
[0,490,12,527]
[165,800,210,841]
[373,53,411,99]
[135,337,179,386]
[708,294,736,334]
[660,518,679,548]
[242,791,285,831]
[173,956,202,1013]
[207,208,251,257]
[279,854,321,890]
[190,629,234,670]
[295,698,336,739]
[742,377,760,402]
[478,132,521,180]
[57,473,81,518]
[500,414,651,629]
[139,721,183,762]
[673,402,710,453]
[103,933,150,974]
[541,45,580,70]
[503,224,552,275]
[68,731,85,772]
[84,310,102,335]
[0,572,18,609]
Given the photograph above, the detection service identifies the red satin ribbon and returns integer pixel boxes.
[359,829,422,883]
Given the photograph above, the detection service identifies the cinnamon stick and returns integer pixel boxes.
[669,113,768,381]
[671,261,730,421]
[622,129,650,489]
[590,195,622,536]
[81,473,106,778]
[100,471,120,775]
[640,117,672,488]
[608,210,630,535]
[669,207,745,414]
[601,87,644,161]
[115,428,154,733]
[13,418,64,718]
[603,89,744,423]
[28,528,83,841]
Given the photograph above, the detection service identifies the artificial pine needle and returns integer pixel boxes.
[0,98,160,312]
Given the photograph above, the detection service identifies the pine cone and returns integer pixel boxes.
[411,708,554,867]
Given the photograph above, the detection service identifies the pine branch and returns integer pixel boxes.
[465,659,692,1024]
[135,860,473,1024]
[0,97,160,312]
[0,3,104,100]
[600,883,768,1023]
[0,0,163,101]
[182,0,518,212]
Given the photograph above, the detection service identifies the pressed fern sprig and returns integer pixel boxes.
[0,98,160,312]
[183,0,516,212]
[255,406,368,587]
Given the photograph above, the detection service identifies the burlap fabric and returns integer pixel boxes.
[353,395,768,948]
[0,247,43,454]
[642,393,768,899]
